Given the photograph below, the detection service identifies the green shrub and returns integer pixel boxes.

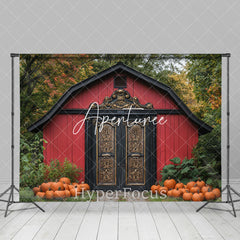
[45,159,82,183]
[160,156,221,188]
[160,157,200,184]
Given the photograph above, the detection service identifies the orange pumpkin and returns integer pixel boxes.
[158,186,168,195]
[186,181,195,190]
[199,192,205,201]
[51,182,64,191]
[212,188,221,198]
[32,187,40,195]
[175,181,184,189]
[190,184,200,193]
[167,189,174,197]
[40,182,51,192]
[201,185,212,194]
[59,177,71,185]
[68,185,74,190]
[45,190,54,200]
[192,192,202,201]
[54,190,66,199]
[180,188,188,195]
[36,192,45,198]
[183,192,193,201]
[63,184,69,190]
[172,188,181,198]
[205,189,216,201]
[151,184,160,194]
[196,178,205,188]
[70,188,77,197]
[65,190,71,198]
[164,178,176,189]
[79,182,90,191]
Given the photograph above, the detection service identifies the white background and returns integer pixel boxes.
[0,0,240,194]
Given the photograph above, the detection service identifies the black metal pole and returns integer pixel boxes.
[226,55,230,202]
[11,56,14,202]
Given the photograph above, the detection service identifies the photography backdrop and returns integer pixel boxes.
[0,1,240,201]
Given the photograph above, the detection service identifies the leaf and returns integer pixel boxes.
[170,157,181,164]
[180,167,190,174]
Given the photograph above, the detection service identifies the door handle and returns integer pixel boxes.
[102,153,111,157]
[131,153,141,157]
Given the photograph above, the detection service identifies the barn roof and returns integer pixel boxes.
[28,62,213,135]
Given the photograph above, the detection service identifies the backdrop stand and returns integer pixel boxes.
[196,53,240,217]
[0,54,45,217]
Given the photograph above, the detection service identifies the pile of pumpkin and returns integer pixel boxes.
[32,177,90,200]
[151,178,221,201]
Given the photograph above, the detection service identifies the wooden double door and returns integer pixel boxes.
[85,117,156,191]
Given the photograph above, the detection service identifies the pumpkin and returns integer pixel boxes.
[65,190,71,198]
[79,182,90,191]
[167,189,174,197]
[192,192,202,201]
[40,182,51,192]
[186,181,195,190]
[50,182,64,191]
[32,187,40,195]
[68,185,74,190]
[45,190,54,200]
[175,181,184,189]
[59,177,71,185]
[190,184,200,193]
[201,185,212,194]
[63,184,69,190]
[180,188,188,195]
[172,188,181,198]
[196,178,205,188]
[205,189,216,201]
[54,190,66,199]
[151,184,160,194]
[70,188,77,197]
[164,178,176,189]
[158,186,168,195]
[36,192,45,198]
[183,192,193,201]
[72,182,78,186]
[212,188,221,198]
[199,192,205,201]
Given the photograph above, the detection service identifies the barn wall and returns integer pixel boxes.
[63,74,179,109]
[156,114,199,181]
[43,74,199,183]
[43,114,85,182]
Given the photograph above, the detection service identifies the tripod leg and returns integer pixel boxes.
[0,186,11,198]
[30,201,45,212]
[14,186,19,192]
[4,187,13,217]
[227,187,236,217]
[222,186,227,192]
[196,201,209,212]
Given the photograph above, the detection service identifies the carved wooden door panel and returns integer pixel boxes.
[96,123,116,185]
[126,124,145,185]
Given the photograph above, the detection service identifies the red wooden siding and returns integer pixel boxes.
[156,115,198,181]
[43,114,85,182]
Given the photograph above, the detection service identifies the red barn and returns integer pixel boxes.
[28,62,212,190]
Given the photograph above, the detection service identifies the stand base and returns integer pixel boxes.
[196,184,240,217]
[0,184,45,217]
